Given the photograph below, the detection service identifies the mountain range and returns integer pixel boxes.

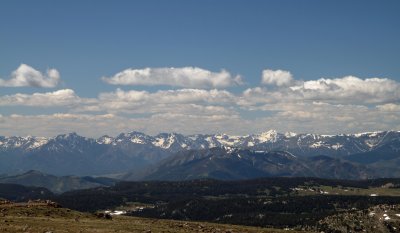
[1,130,399,179]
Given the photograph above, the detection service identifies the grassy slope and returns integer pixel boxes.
[0,204,306,233]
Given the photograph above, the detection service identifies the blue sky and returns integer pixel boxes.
[0,0,399,137]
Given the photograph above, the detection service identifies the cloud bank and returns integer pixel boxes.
[0,89,95,107]
[1,66,399,137]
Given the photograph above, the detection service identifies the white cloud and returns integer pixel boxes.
[0,89,94,107]
[243,76,400,106]
[377,103,400,112]
[0,64,60,88]
[289,76,400,104]
[102,67,242,88]
[261,69,293,86]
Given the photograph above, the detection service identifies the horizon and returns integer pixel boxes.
[2,129,400,139]
[1,0,399,136]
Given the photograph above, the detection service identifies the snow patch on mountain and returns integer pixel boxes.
[28,137,49,149]
[310,141,324,148]
[152,138,165,147]
[284,132,297,138]
[214,134,241,147]
[331,143,343,150]
[131,138,146,144]
[153,134,180,149]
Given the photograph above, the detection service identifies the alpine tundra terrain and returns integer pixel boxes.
[0,130,399,179]
[0,200,293,233]
[2,177,400,232]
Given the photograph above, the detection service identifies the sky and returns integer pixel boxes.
[0,0,399,137]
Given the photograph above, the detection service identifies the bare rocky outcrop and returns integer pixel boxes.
[95,212,112,220]
[27,199,62,208]
[317,204,400,233]
[0,199,13,205]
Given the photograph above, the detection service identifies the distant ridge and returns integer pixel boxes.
[0,170,116,193]
[125,148,372,181]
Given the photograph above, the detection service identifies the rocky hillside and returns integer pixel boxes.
[317,204,400,233]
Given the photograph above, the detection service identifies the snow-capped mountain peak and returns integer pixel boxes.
[0,135,49,151]
[125,131,152,144]
[97,135,114,145]
[54,132,89,142]
[153,132,190,149]
[255,130,279,143]
[27,137,49,149]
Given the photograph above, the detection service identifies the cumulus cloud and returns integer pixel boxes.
[0,89,94,107]
[0,64,60,88]
[289,76,400,104]
[261,69,294,86]
[243,76,400,106]
[102,67,242,88]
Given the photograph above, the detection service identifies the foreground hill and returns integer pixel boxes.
[0,183,52,201]
[0,170,116,193]
[2,199,399,232]
[1,130,399,176]
[0,201,296,233]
